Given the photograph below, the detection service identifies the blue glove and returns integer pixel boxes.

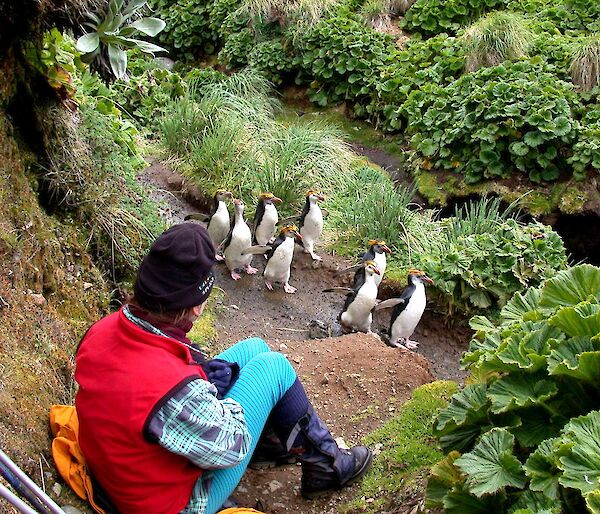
[203,359,239,398]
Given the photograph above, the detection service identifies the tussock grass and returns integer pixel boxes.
[341,381,458,514]
[239,0,340,27]
[360,0,392,30]
[570,34,600,91]
[462,11,531,72]
[160,72,356,213]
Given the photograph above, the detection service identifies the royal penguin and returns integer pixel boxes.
[298,190,325,261]
[222,199,259,280]
[253,193,282,246]
[324,260,381,335]
[263,225,302,294]
[185,189,232,260]
[335,240,392,289]
[374,269,434,349]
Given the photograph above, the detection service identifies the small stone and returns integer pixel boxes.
[273,502,286,509]
[236,485,248,493]
[268,480,283,492]
[230,304,239,310]
[83,282,94,290]
[62,507,84,514]
[279,343,288,350]
[52,483,62,496]
[320,373,329,385]
[30,293,46,305]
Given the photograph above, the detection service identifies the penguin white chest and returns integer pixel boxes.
[391,283,426,340]
[373,253,386,285]
[208,203,230,247]
[342,282,378,332]
[301,205,323,248]
[264,238,294,283]
[224,222,252,269]
[255,204,278,245]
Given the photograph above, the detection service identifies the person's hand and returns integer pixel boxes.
[203,359,239,398]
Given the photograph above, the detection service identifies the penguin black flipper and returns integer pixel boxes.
[333,263,363,278]
[241,245,271,255]
[220,222,235,252]
[390,284,416,317]
[185,213,210,222]
[374,298,405,311]
[253,200,266,244]
[298,196,311,226]
[266,235,286,260]
[278,214,301,226]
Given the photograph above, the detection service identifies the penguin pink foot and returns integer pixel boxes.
[215,254,225,262]
[265,281,274,291]
[245,264,258,275]
[308,251,322,262]
[404,339,419,350]
[231,271,242,280]
[284,283,297,294]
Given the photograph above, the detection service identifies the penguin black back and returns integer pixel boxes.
[253,198,266,243]
[390,283,416,321]
[298,196,311,226]
[266,233,286,260]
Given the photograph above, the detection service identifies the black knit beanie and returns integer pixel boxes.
[134,223,216,312]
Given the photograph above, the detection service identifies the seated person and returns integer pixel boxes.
[75,222,372,514]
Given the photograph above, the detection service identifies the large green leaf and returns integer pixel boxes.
[508,489,561,513]
[487,372,558,414]
[547,336,600,383]
[512,409,562,449]
[524,437,562,499]
[455,428,526,497]
[549,303,600,338]
[540,265,600,309]
[436,383,490,432]
[427,451,462,506]
[496,324,561,372]
[500,288,543,326]
[76,32,100,53]
[557,410,600,494]
[107,44,127,79]
[129,17,166,37]
[586,490,600,514]
[443,482,505,514]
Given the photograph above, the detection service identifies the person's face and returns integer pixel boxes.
[190,300,208,321]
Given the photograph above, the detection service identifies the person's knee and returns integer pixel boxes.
[252,352,296,381]
[237,337,270,356]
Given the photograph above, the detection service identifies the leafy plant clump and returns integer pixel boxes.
[401,0,509,37]
[77,0,167,81]
[402,61,580,183]
[428,264,600,513]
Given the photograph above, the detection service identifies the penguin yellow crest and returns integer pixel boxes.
[368,239,386,247]
[260,192,275,199]
[408,268,426,276]
[280,224,299,234]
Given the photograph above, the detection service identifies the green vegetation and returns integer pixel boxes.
[401,0,509,36]
[461,11,531,72]
[76,0,167,80]
[429,264,600,512]
[342,381,458,513]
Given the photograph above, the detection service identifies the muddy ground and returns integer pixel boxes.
[139,159,471,513]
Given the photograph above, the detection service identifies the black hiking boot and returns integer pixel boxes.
[286,406,373,499]
[249,426,297,470]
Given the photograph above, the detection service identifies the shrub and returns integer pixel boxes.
[568,105,600,180]
[293,15,397,107]
[509,0,600,35]
[429,264,600,513]
[461,11,531,72]
[247,38,296,85]
[368,34,465,131]
[418,200,567,313]
[402,61,580,183]
[401,0,509,37]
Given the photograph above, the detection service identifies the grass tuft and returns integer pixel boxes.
[342,381,458,513]
[570,34,600,91]
[462,11,531,72]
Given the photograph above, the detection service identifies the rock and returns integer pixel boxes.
[83,282,93,290]
[334,437,349,449]
[279,343,288,350]
[30,293,45,305]
[52,483,62,496]
[61,507,84,514]
[268,480,283,492]
[320,373,329,385]
[154,57,175,70]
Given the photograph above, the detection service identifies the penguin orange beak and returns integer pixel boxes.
[224,191,233,198]
[233,198,242,206]
[316,193,325,201]
[294,232,303,241]
[422,275,434,285]
[382,245,391,254]
[373,266,381,275]
[272,196,283,204]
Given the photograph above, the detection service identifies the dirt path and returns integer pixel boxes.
[138,158,471,512]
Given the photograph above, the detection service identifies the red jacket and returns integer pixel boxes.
[75,309,208,514]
